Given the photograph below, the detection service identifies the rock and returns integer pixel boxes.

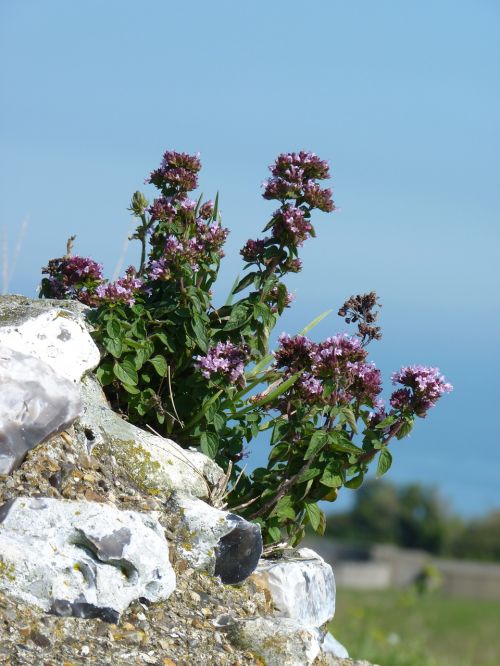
[322,632,349,659]
[168,495,263,584]
[249,547,335,627]
[0,345,83,474]
[0,497,175,621]
[0,295,100,383]
[229,616,323,666]
[77,375,224,500]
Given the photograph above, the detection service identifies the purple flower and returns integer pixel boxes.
[391,365,453,417]
[149,196,177,222]
[272,205,312,246]
[240,238,268,263]
[195,341,248,385]
[199,200,215,220]
[148,150,201,193]
[41,255,104,304]
[271,152,331,181]
[312,334,366,374]
[95,266,144,307]
[274,334,318,372]
[302,182,335,212]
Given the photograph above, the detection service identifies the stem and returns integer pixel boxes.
[139,214,148,274]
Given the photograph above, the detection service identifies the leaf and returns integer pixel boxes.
[345,472,364,489]
[200,432,219,459]
[184,390,224,430]
[121,383,140,395]
[340,406,358,434]
[104,336,123,358]
[95,363,114,386]
[272,495,296,520]
[113,358,139,386]
[233,272,258,295]
[267,526,282,542]
[211,412,225,433]
[375,414,398,430]
[304,431,328,460]
[396,417,414,439]
[329,431,363,455]
[320,465,343,488]
[298,467,321,483]
[225,274,240,306]
[149,355,168,377]
[223,303,249,331]
[191,316,208,352]
[106,318,122,340]
[240,372,302,413]
[212,191,219,221]
[376,448,393,478]
[298,308,333,336]
[304,502,321,531]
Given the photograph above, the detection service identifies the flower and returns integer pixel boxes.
[272,205,313,246]
[240,238,268,263]
[95,266,144,306]
[41,255,104,304]
[274,334,317,372]
[195,341,248,385]
[391,365,453,417]
[148,150,201,193]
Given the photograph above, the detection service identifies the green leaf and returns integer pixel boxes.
[106,318,122,340]
[320,465,343,488]
[345,472,364,489]
[149,355,168,377]
[113,358,138,386]
[223,303,249,331]
[212,191,219,221]
[298,308,333,336]
[304,430,328,460]
[104,336,123,358]
[239,372,302,414]
[376,448,393,478]
[233,272,258,295]
[211,412,225,433]
[340,406,358,433]
[191,316,208,352]
[121,383,140,395]
[272,495,296,520]
[200,432,219,459]
[298,467,321,483]
[184,390,223,430]
[95,363,114,386]
[304,502,321,531]
[375,414,398,430]
[329,431,363,455]
[396,417,414,439]
[267,526,282,542]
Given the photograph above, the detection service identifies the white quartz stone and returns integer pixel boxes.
[250,547,336,627]
[0,497,175,621]
[0,345,83,474]
[0,307,100,383]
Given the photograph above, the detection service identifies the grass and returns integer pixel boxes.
[329,587,500,666]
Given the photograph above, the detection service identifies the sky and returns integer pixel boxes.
[1,0,499,517]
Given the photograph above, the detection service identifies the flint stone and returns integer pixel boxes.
[250,547,336,627]
[0,345,83,474]
[168,495,263,584]
[77,375,224,500]
[0,497,175,620]
[229,616,323,666]
[0,295,100,383]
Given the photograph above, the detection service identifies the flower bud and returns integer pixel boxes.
[130,191,149,216]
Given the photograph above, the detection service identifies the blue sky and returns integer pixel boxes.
[1,0,499,516]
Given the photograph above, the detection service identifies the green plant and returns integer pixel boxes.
[40,149,452,545]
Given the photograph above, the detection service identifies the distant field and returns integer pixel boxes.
[329,588,500,666]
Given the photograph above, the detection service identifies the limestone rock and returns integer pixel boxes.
[168,494,263,584]
[0,295,100,383]
[250,547,336,627]
[0,497,175,622]
[322,632,349,659]
[77,375,224,500]
[0,345,82,474]
[229,616,323,666]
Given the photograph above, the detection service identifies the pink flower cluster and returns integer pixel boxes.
[148,150,201,194]
[262,151,335,213]
[95,267,144,307]
[195,341,248,385]
[272,206,313,246]
[274,332,382,408]
[390,365,453,417]
[41,255,104,304]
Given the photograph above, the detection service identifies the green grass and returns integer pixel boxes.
[329,588,500,666]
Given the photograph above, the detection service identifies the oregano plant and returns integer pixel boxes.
[40,149,452,546]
